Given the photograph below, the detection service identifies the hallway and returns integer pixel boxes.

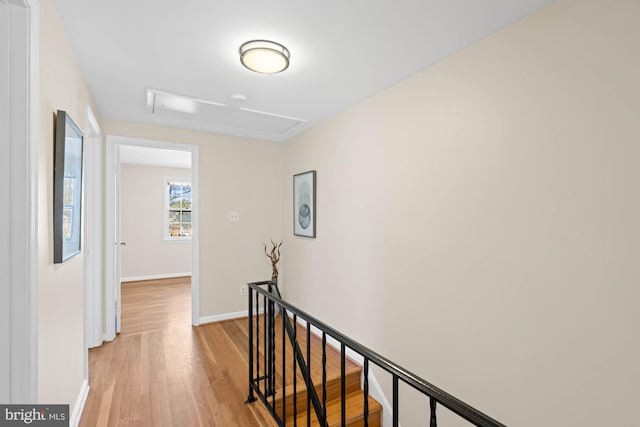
[80,278,276,426]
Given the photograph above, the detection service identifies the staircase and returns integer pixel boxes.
[256,314,382,426]
[247,281,506,427]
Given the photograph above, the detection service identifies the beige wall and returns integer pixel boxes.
[120,164,192,279]
[38,0,100,411]
[102,119,282,317]
[282,0,640,425]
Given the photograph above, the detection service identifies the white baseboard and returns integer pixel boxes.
[294,316,396,426]
[199,307,265,325]
[121,272,192,283]
[70,380,90,427]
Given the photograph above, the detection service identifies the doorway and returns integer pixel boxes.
[105,136,200,341]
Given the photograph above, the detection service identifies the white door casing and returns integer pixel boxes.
[105,135,200,341]
[104,139,119,340]
[0,0,38,403]
[84,105,102,352]
[1,0,12,402]
[115,144,121,334]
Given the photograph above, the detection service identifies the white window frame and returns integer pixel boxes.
[164,177,192,241]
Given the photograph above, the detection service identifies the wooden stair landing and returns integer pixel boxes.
[251,315,382,426]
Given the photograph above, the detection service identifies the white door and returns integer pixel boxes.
[115,145,122,333]
[105,139,123,340]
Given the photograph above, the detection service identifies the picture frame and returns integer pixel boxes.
[293,170,316,238]
[53,110,84,263]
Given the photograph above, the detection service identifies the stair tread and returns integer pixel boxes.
[274,365,362,417]
[279,363,362,397]
[285,390,382,427]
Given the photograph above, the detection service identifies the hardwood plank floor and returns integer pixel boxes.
[119,277,192,336]
[80,277,277,427]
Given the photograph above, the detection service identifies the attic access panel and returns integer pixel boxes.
[148,89,306,136]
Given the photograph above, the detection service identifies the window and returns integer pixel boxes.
[165,178,192,240]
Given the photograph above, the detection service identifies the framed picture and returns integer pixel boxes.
[53,110,84,263]
[293,170,316,238]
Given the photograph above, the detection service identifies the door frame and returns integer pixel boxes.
[84,105,102,354]
[105,135,200,341]
[0,0,39,402]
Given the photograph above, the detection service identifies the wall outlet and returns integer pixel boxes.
[228,211,240,222]
[240,285,247,296]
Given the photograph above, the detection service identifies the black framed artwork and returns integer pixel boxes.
[293,170,316,238]
[53,110,84,263]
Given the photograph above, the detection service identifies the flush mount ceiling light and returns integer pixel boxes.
[239,40,290,74]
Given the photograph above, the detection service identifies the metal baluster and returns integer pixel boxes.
[341,343,346,427]
[256,292,261,395]
[282,305,286,424]
[271,298,276,408]
[322,332,327,420]
[430,397,437,427]
[306,323,311,426]
[246,287,256,403]
[393,375,399,427]
[268,295,273,397]
[293,314,298,427]
[267,295,271,396]
[363,358,369,427]
[261,294,266,395]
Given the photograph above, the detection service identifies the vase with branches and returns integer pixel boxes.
[263,240,283,283]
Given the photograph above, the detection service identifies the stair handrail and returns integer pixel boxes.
[246,280,506,427]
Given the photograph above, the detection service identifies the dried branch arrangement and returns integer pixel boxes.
[263,240,283,281]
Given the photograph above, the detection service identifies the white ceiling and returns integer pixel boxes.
[52,0,552,142]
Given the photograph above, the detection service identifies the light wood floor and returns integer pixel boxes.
[80,277,277,427]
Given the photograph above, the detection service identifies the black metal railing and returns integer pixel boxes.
[245,280,506,427]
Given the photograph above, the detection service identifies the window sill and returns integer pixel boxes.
[163,237,192,243]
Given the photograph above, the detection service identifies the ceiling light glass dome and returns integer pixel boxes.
[239,40,290,74]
